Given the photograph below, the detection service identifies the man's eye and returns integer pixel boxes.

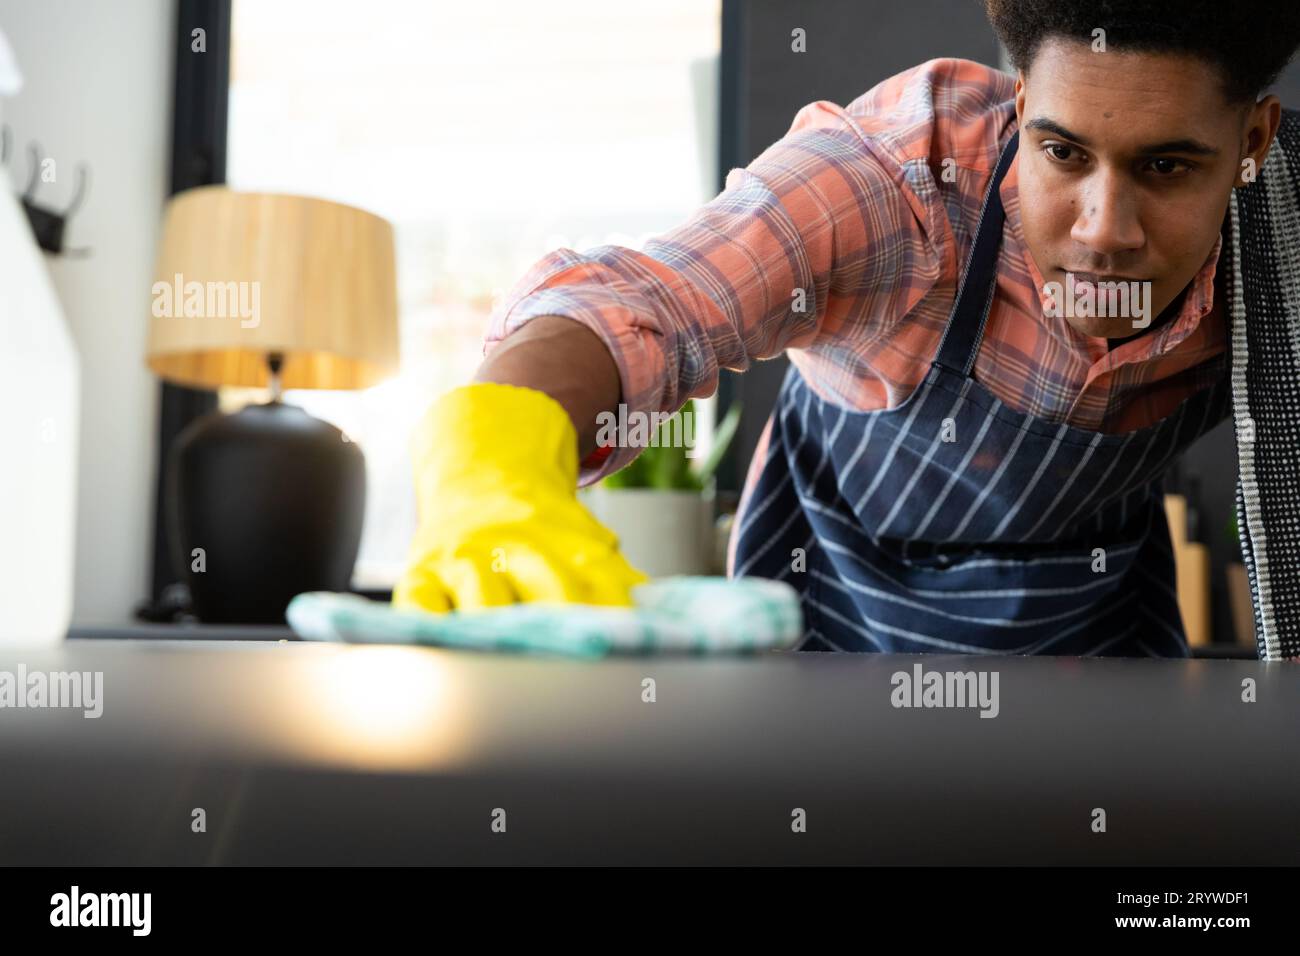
[1148,158,1191,176]
[1044,144,1079,163]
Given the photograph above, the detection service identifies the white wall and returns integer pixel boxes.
[0,0,173,626]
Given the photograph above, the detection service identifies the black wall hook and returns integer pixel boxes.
[17,139,92,256]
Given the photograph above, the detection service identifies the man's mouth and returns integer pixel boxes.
[1044,269,1155,329]
[1064,270,1144,285]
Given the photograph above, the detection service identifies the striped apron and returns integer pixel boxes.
[729,130,1231,656]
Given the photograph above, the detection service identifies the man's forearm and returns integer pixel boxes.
[472,314,622,460]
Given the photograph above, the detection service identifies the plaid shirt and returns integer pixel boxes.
[483,57,1227,490]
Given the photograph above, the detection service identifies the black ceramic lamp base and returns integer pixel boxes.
[166,401,366,624]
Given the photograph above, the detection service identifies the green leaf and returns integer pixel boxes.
[690,398,742,485]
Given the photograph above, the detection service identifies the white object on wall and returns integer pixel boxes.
[0,183,80,645]
[0,0,171,627]
[0,23,21,95]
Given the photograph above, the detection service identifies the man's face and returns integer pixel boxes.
[1015,37,1279,338]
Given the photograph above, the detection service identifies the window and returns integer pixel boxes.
[225,0,723,587]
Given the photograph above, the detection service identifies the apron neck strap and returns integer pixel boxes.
[934,128,1020,376]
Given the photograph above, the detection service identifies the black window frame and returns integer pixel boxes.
[147,0,231,607]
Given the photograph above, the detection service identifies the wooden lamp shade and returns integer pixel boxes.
[146,187,397,624]
[146,186,398,390]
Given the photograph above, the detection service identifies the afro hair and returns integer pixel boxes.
[985,0,1300,103]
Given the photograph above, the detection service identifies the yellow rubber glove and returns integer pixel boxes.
[392,382,649,612]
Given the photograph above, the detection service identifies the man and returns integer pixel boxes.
[394,1,1300,657]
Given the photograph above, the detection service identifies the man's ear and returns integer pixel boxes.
[1014,71,1026,125]
[1239,94,1282,186]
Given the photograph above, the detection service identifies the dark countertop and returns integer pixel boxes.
[0,638,1294,864]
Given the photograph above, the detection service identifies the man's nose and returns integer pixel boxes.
[1069,170,1144,256]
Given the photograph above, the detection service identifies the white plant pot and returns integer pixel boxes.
[580,487,714,579]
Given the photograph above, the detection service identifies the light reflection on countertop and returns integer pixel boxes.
[0,641,479,774]
[281,646,471,772]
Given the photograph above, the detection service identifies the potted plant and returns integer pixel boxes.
[579,398,741,577]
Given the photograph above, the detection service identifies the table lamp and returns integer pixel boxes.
[146,187,398,623]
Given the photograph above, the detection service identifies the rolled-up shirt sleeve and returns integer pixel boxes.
[483,98,937,486]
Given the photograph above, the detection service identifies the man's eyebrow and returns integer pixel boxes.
[1023,117,1220,156]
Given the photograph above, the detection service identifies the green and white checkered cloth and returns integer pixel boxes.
[286,576,803,658]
